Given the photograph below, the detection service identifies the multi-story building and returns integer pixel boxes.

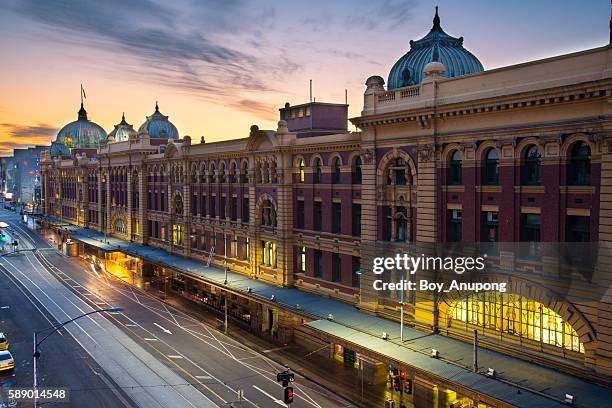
[0,145,46,207]
[40,9,612,407]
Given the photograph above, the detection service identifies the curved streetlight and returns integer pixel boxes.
[32,307,123,407]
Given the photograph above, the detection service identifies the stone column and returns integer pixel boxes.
[127,167,133,239]
[138,164,148,245]
[183,160,192,255]
[248,155,257,278]
[358,140,379,312]
[276,149,294,287]
[106,168,112,237]
[414,143,439,329]
[97,166,103,233]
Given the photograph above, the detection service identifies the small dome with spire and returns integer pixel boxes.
[387,7,483,89]
[55,102,107,151]
[108,113,134,143]
[138,102,179,140]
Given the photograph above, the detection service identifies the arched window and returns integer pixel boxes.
[331,157,341,184]
[260,199,277,227]
[229,162,237,183]
[313,158,322,184]
[218,162,226,183]
[387,158,408,185]
[241,161,248,183]
[450,292,584,353]
[568,142,591,186]
[114,219,127,234]
[352,156,362,184]
[296,158,304,183]
[522,145,541,185]
[448,150,462,185]
[483,148,499,185]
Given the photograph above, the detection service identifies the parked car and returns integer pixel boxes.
[0,350,14,371]
[0,333,8,351]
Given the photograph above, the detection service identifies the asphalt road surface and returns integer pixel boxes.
[0,238,134,407]
[0,209,351,408]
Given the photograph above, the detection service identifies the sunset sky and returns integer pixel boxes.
[0,0,608,155]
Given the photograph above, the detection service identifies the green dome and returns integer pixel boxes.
[55,104,107,149]
[388,7,483,89]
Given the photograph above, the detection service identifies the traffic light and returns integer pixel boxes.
[393,375,400,391]
[284,386,294,404]
[404,378,413,395]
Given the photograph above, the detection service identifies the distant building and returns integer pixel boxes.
[0,145,45,207]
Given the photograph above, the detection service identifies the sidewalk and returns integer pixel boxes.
[58,224,612,408]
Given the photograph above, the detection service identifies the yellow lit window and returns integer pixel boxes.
[296,159,305,183]
[172,224,183,245]
[450,292,584,353]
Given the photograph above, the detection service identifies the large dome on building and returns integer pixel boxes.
[138,103,178,140]
[387,7,483,89]
[108,113,135,142]
[55,104,107,150]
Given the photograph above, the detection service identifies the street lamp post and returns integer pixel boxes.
[32,307,122,408]
[224,265,229,334]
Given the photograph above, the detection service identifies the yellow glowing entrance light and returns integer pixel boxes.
[450,292,584,353]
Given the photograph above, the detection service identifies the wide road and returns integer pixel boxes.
[2,210,351,408]
[0,251,134,408]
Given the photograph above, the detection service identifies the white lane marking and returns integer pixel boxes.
[35,249,318,408]
[0,306,10,309]
[252,385,287,407]
[10,252,204,408]
[143,338,159,342]
[195,375,212,380]
[167,355,184,359]
[154,322,173,335]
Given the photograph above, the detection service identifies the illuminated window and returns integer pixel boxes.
[296,159,305,183]
[450,292,584,353]
[299,246,306,273]
[114,219,127,234]
[260,240,277,268]
[172,224,183,245]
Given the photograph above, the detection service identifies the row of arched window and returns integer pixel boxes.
[448,141,592,186]
[296,156,362,184]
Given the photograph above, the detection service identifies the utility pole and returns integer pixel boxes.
[224,294,228,334]
[33,307,122,408]
[473,329,478,372]
[33,332,37,408]
[400,270,404,342]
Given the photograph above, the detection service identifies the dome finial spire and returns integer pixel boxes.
[155,101,159,112]
[78,84,88,120]
[433,6,441,29]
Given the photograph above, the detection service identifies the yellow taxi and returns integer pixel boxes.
[0,333,9,351]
